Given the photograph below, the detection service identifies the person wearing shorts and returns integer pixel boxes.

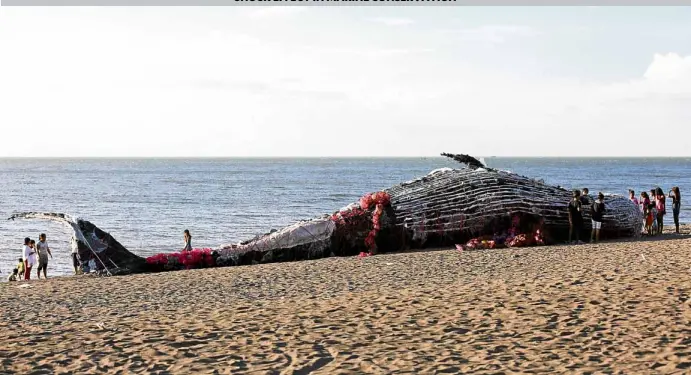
[590,192,606,243]
[36,233,53,279]
[70,236,81,275]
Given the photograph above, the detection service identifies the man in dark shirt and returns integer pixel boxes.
[580,188,590,206]
[568,190,583,244]
[590,192,606,243]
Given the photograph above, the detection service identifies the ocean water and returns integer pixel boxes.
[1,157,689,278]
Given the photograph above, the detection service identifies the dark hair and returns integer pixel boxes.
[24,237,30,245]
[30,239,35,245]
[629,189,635,196]
[598,192,604,200]
[184,229,191,237]
[40,233,46,239]
[582,188,589,194]
[641,191,649,199]
[572,190,580,198]
[18,257,22,262]
[12,268,18,274]
[672,186,681,200]
[656,187,664,196]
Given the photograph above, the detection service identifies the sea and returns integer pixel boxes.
[1,157,689,278]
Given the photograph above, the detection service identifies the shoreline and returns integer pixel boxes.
[1,226,691,373]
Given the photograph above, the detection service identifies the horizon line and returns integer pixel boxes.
[0,155,690,159]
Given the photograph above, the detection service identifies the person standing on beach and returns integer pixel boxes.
[655,187,666,235]
[183,229,192,252]
[640,192,653,236]
[21,237,36,280]
[580,188,590,206]
[36,233,53,279]
[567,190,583,244]
[629,190,639,206]
[70,236,81,275]
[590,192,606,243]
[649,189,658,235]
[669,187,681,234]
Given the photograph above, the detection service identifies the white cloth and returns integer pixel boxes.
[22,245,36,266]
[87,259,97,272]
[70,237,79,254]
[592,220,602,230]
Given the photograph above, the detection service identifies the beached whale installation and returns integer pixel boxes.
[8,154,644,274]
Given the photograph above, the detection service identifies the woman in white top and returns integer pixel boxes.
[22,237,36,280]
[70,236,81,275]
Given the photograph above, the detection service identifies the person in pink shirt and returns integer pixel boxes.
[655,187,666,235]
[629,190,639,206]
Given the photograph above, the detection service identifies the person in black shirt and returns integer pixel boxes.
[590,192,606,243]
[568,190,583,244]
[668,187,681,234]
[580,188,590,206]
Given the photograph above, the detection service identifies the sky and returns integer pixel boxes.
[0,6,690,157]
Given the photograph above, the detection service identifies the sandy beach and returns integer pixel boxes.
[2,227,691,374]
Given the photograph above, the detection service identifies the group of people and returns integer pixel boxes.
[567,186,683,245]
[629,187,682,235]
[7,234,53,282]
[567,188,606,244]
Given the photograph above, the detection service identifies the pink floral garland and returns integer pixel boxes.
[331,191,391,256]
[146,248,215,270]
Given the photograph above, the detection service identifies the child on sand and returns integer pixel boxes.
[7,268,19,282]
[641,192,653,236]
[16,257,24,280]
[567,190,583,244]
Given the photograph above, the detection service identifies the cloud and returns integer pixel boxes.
[368,17,415,26]
[442,25,539,43]
[643,53,691,82]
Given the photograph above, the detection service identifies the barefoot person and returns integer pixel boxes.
[669,187,681,234]
[655,187,666,235]
[21,237,36,280]
[36,233,53,279]
[15,257,25,281]
[7,268,19,282]
[70,236,81,275]
[183,229,192,252]
[567,190,583,244]
[590,192,606,243]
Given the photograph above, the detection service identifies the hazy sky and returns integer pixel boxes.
[1,7,690,157]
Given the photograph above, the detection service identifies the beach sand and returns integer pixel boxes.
[2,227,691,374]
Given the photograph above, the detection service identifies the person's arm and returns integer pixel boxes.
[46,243,52,258]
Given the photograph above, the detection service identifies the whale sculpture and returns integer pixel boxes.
[8,154,644,274]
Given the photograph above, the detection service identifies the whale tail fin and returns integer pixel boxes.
[7,212,146,275]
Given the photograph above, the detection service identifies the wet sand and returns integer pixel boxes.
[2,227,691,374]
